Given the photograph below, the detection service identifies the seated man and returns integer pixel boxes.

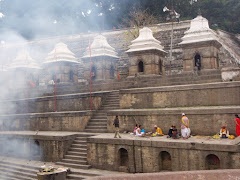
[168,125,177,138]
[172,129,179,139]
[154,125,164,136]
[220,125,229,138]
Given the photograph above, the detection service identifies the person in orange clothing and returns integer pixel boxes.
[235,114,240,137]
[154,125,164,136]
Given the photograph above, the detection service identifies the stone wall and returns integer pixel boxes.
[107,107,239,136]
[0,111,93,131]
[0,133,76,161]
[119,82,240,109]
[87,137,240,173]
[0,91,108,114]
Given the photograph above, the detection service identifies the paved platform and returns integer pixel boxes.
[90,133,239,145]
[88,169,240,180]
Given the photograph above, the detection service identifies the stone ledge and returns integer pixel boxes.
[119,81,240,94]
[1,91,110,102]
[107,106,240,115]
[0,110,95,119]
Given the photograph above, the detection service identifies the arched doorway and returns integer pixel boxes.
[159,59,163,74]
[205,154,220,170]
[194,54,201,69]
[91,65,96,80]
[159,151,172,171]
[138,61,144,73]
[118,148,129,167]
[31,140,41,156]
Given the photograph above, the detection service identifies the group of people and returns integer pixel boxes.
[219,114,240,138]
[113,113,240,139]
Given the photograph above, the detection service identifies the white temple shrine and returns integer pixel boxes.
[8,50,41,70]
[43,42,79,83]
[179,15,222,71]
[126,27,166,76]
[82,34,119,80]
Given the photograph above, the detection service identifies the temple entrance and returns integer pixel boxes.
[91,65,96,80]
[159,151,172,171]
[159,59,163,74]
[138,61,144,73]
[69,70,74,82]
[194,54,201,70]
[205,154,220,170]
[110,65,114,79]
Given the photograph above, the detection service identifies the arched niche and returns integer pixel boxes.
[159,151,172,171]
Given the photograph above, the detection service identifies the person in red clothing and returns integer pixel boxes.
[235,114,240,137]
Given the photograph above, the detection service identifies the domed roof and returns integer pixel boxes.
[82,35,118,58]
[179,15,219,45]
[126,27,166,53]
[8,50,41,70]
[44,42,79,64]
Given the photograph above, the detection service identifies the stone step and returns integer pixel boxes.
[92,115,107,119]
[62,159,88,165]
[85,129,107,133]
[71,144,87,148]
[64,155,87,161]
[0,162,38,175]
[85,126,107,130]
[69,147,87,152]
[102,104,120,107]
[101,107,119,110]
[73,140,87,144]
[0,161,39,170]
[0,167,37,179]
[55,162,91,170]
[90,120,107,123]
[67,151,87,156]
[88,122,107,126]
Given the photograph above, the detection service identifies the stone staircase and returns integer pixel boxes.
[85,91,120,133]
[0,161,38,180]
[55,133,100,179]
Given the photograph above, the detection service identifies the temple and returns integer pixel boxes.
[0,15,240,179]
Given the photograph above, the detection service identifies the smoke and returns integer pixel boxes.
[0,0,112,39]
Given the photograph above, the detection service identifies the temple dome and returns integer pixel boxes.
[126,27,166,53]
[179,15,218,45]
[8,50,41,70]
[44,42,79,64]
[82,35,118,58]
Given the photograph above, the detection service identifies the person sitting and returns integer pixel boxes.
[172,129,179,139]
[168,125,178,138]
[133,124,138,135]
[141,128,146,135]
[136,125,142,136]
[220,125,229,138]
[168,125,174,137]
[154,125,164,136]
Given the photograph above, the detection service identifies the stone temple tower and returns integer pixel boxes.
[43,42,79,84]
[179,15,222,71]
[8,50,41,87]
[126,27,167,76]
[82,34,119,81]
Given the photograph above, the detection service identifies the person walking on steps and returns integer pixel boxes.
[113,115,121,138]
